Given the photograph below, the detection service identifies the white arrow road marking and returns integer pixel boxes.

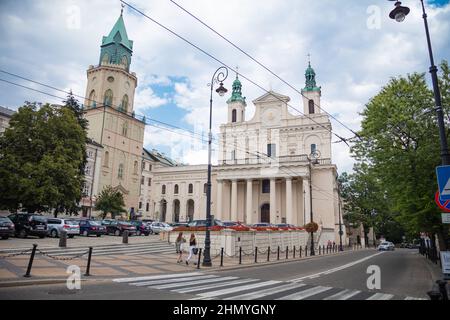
[290,251,385,282]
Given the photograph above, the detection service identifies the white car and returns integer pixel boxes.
[378,241,395,251]
[149,222,173,234]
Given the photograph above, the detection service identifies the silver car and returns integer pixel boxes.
[149,222,173,234]
[377,241,395,251]
[46,218,80,238]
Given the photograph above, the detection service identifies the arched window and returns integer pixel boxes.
[89,90,96,108]
[118,163,124,179]
[134,161,138,175]
[102,53,109,64]
[188,183,193,194]
[232,109,237,123]
[121,95,129,112]
[104,151,109,167]
[162,185,166,195]
[308,99,315,114]
[104,89,113,107]
[311,143,317,155]
[121,56,128,69]
[174,184,179,194]
[203,183,207,194]
[122,121,128,137]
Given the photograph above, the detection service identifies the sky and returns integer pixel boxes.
[0,0,449,174]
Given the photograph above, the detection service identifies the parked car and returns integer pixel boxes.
[79,220,107,237]
[250,223,279,231]
[142,219,154,224]
[275,223,298,230]
[7,213,47,238]
[187,219,223,227]
[149,222,173,234]
[0,216,15,240]
[378,241,395,251]
[169,222,189,228]
[221,221,251,231]
[130,220,151,236]
[104,220,136,236]
[46,218,79,238]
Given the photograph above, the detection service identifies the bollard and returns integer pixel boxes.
[220,248,224,267]
[305,245,308,257]
[255,247,258,263]
[323,245,325,254]
[277,246,280,260]
[437,280,449,300]
[267,246,270,262]
[239,247,242,265]
[122,230,129,244]
[319,246,321,255]
[59,230,67,248]
[196,248,202,269]
[299,246,302,258]
[293,246,296,259]
[24,244,38,277]
[286,246,289,259]
[427,290,442,300]
[84,247,93,276]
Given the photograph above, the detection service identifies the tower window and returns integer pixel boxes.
[89,90,96,108]
[121,95,129,112]
[102,53,109,64]
[267,143,276,158]
[309,99,315,114]
[232,109,237,123]
[104,89,113,107]
[122,121,128,137]
[133,161,138,175]
[118,164,124,179]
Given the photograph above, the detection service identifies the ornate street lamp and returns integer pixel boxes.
[388,0,450,167]
[306,150,320,256]
[202,66,228,267]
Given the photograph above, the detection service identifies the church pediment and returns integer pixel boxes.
[112,183,129,195]
[252,91,290,104]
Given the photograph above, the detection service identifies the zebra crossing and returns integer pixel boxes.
[0,240,176,257]
[112,272,427,300]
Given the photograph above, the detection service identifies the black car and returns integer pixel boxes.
[8,213,47,238]
[0,216,15,239]
[79,220,107,237]
[130,220,151,236]
[103,220,136,236]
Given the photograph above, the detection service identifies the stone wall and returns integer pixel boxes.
[166,229,308,256]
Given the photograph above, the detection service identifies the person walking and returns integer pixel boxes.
[186,233,197,265]
[176,232,186,263]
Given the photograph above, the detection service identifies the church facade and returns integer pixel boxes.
[83,13,342,240]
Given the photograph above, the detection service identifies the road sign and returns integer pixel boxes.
[434,191,450,213]
[442,213,450,224]
[436,166,450,201]
[441,252,450,279]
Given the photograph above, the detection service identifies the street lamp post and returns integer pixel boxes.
[202,66,228,267]
[336,177,344,251]
[388,0,450,165]
[307,151,320,256]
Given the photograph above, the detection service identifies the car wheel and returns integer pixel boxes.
[83,230,89,237]
[1,236,8,240]
[19,229,27,239]
[115,230,121,236]
[51,229,58,238]
[96,234,101,237]
[136,230,141,236]
[68,235,74,239]
[39,235,45,239]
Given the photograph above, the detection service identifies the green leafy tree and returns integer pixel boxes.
[95,186,127,219]
[0,102,86,213]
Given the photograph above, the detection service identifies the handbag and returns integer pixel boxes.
[192,247,199,255]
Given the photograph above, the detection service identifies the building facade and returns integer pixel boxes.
[0,106,15,134]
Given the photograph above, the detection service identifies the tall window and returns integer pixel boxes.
[162,185,166,195]
[139,202,142,209]
[267,143,276,158]
[308,99,315,114]
[142,161,146,171]
[104,151,109,167]
[89,90,96,108]
[102,53,109,64]
[141,176,145,185]
[104,89,113,107]
[118,164,124,179]
[146,203,149,212]
[232,109,237,123]
[148,178,152,186]
[203,183,207,194]
[174,184,179,194]
[85,165,91,176]
[188,183,193,194]
[121,95,129,112]
[122,121,128,136]
[82,183,89,196]
[121,56,128,69]
[262,179,270,193]
[133,161,138,175]
[311,143,317,155]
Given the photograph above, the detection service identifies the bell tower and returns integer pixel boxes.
[301,57,322,115]
[83,10,145,215]
[227,73,246,123]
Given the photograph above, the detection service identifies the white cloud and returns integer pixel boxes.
[134,87,169,113]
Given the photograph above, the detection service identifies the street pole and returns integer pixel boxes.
[202,66,228,267]
[309,160,315,256]
[337,179,344,251]
[420,0,450,166]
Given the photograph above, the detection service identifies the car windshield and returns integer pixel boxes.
[65,220,78,225]
[119,222,132,226]
[0,217,11,222]
[223,222,237,226]
[31,215,46,222]
[381,242,389,245]
[90,221,102,226]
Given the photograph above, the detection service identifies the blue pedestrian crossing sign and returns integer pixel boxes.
[436,166,450,201]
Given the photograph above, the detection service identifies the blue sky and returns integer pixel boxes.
[0,0,449,172]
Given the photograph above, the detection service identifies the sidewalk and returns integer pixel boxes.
[0,245,366,287]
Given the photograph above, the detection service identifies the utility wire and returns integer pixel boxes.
[120,0,351,147]
[169,0,360,140]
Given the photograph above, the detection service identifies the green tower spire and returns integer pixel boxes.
[99,10,134,71]
[227,73,246,105]
[302,60,321,93]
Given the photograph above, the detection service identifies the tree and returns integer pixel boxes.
[0,102,86,213]
[351,61,450,249]
[95,186,127,219]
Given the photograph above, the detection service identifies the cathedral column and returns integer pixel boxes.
[303,178,311,224]
[216,180,223,220]
[231,179,238,221]
[246,179,253,224]
[270,178,277,224]
[286,177,293,225]
[166,200,173,223]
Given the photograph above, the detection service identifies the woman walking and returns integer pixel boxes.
[176,232,185,263]
[186,233,197,265]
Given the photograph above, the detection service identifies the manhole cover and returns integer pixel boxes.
[47,289,79,295]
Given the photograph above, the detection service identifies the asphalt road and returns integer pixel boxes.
[0,248,441,300]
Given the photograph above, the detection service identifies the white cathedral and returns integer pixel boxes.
[80,12,343,240]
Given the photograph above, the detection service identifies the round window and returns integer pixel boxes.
[107,76,114,83]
